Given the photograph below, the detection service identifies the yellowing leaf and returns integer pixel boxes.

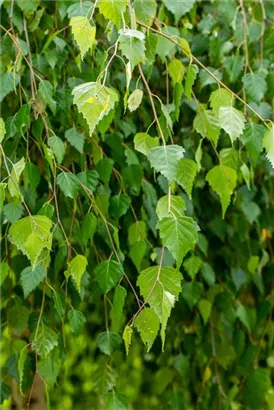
[70,16,96,60]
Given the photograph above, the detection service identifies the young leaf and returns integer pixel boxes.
[194,108,220,145]
[148,145,185,183]
[206,165,237,217]
[111,285,127,332]
[134,133,159,156]
[219,106,245,144]
[119,35,146,68]
[198,299,212,324]
[66,255,88,294]
[70,16,96,60]
[72,82,119,136]
[95,260,123,294]
[156,195,186,219]
[262,124,274,168]
[184,64,198,100]
[168,59,184,85]
[97,0,126,27]
[57,172,80,199]
[68,310,87,334]
[176,158,198,199]
[209,88,232,114]
[31,324,58,358]
[20,266,47,298]
[157,215,200,266]
[137,266,183,348]
[127,89,143,112]
[134,307,160,352]
[8,157,25,198]
[8,215,53,268]
[122,326,133,356]
[97,331,122,355]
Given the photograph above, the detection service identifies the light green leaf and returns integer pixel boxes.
[9,215,53,268]
[148,145,185,183]
[31,323,58,358]
[176,158,198,199]
[163,0,196,23]
[219,106,245,144]
[242,72,267,103]
[119,35,146,67]
[134,307,160,352]
[137,266,183,348]
[122,325,133,356]
[0,72,20,102]
[67,1,93,18]
[262,124,274,168]
[18,347,27,394]
[70,16,96,60]
[183,255,202,280]
[111,285,127,332]
[129,241,146,271]
[206,165,237,217]
[168,59,184,85]
[0,117,6,143]
[133,0,157,26]
[48,135,66,164]
[156,26,179,60]
[107,391,129,410]
[8,157,25,198]
[128,221,147,245]
[209,88,232,114]
[241,163,251,190]
[20,265,47,298]
[198,299,212,324]
[156,195,186,219]
[68,310,86,334]
[65,127,85,154]
[242,124,265,164]
[134,133,159,156]
[127,89,143,112]
[97,0,126,27]
[17,0,39,15]
[157,215,200,266]
[39,80,56,115]
[160,103,173,131]
[57,171,80,199]
[185,64,198,100]
[109,194,131,220]
[97,331,122,355]
[66,255,88,294]
[95,260,123,294]
[72,82,119,136]
[194,107,220,145]
[38,348,61,387]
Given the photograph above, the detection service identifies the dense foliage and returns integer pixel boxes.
[1,0,274,409]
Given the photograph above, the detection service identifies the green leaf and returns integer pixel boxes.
[53,291,65,318]
[134,133,159,156]
[134,307,160,352]
[206,165,237,217]
[128,221,146,245]
[156,216,200,266]
[242,72,267,103]
[81,212,97,246]
[262,124,274,168]
[107,391,129,410]
[184,64,198,100]
[70,16,96,60]
[97,331,122,355]
[77,170,98,192]
[198,299,212,324]
[68,310,86,334]
[202,262,215,286]
[109,194,131,220]
[111,285,127,332]
[0,72,20,102]
[176,158,198,199]
[194,107,220,145]
[65,127,85,154]
[24,162,41,191]
[38,348,61,387]
[243,368,270,410]
[133,0,157,26]
[137,266,183,348]
[168,58,184,85]
[0,117,6,143]
[209,88,232,114]
[129,241,146,271]
[97,0,126,27]
[127,89,143,112]
[8,157,25,198]
[38,80,56,115]
[156,195,186,219]
[8,215,53,268]
[17,0,39,15]
[163,0,196,23]
[242,124,265,164]
[10,303,29,335]
[224,55,244,83]
[122,326,133,356]
[95,260,123,294]
[66,255,88,294]
[148,145,185,183]
[48,135,66,164]
[119,34,146,68]
[156,26,179,60]
[20,266,47,298]
[18,347,27,394]
[72,82,119,136]
[183,255,202,280]
[32,324,58,359]
[67,1,93,18]
[182,282,203,309]
[241,163,251,190]
[57,171,80,199]
[219,106,245,144]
